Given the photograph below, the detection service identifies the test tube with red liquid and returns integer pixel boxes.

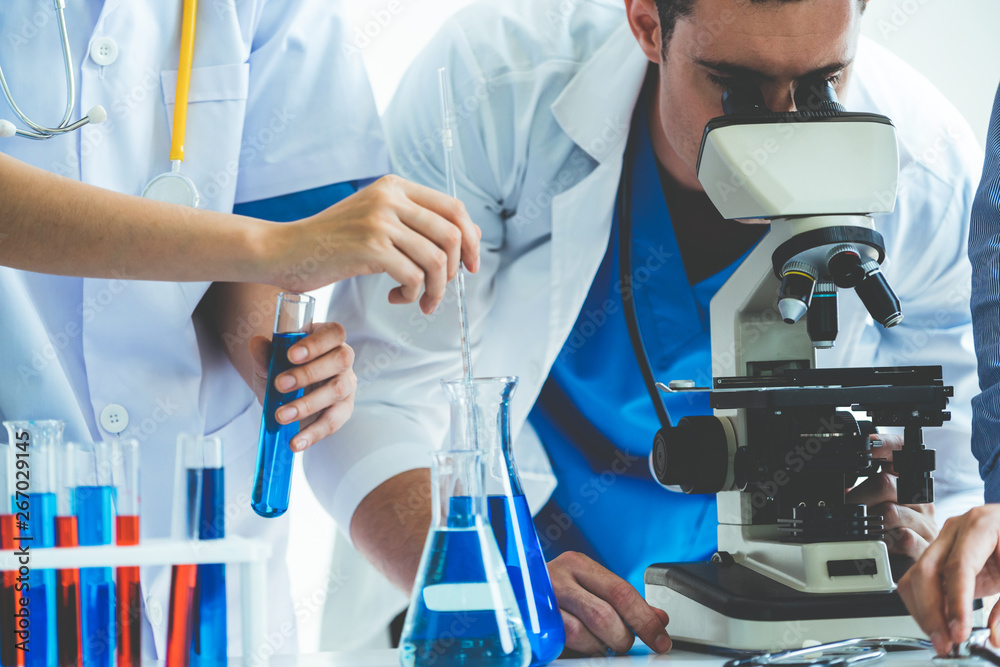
[112,439,141,667]
[0,442,21,667]
[165,434,202,667]
[55,441,82,667]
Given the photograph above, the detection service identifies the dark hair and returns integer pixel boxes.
[654,0,866,50]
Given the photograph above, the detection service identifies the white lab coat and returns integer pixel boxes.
[0,0,388,656]
[309,0,986,600]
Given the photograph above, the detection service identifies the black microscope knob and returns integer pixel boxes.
[651,416,730,494]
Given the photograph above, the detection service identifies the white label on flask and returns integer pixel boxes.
[422,583,497,612]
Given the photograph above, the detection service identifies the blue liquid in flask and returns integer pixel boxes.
[76,486,116,667]
[20,493,57,667]
[252,331,307,518]
[488,495,565,665]
[400,497,529,667]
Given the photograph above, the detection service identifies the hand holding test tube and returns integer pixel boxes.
[247,314,357,455]
[252,293,315,518]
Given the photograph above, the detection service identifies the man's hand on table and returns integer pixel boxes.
[898,505,1000,656]
[845,434,938,560]
[547,551,672,657]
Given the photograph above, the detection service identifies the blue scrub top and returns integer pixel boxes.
[233,181,359,221]
[528,105,755,595]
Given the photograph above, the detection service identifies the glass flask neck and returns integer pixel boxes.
[441,377,523,497]
[431,450,486,530]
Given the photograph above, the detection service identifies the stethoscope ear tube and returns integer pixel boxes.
[0,2,107,140]
[617,96,673,431]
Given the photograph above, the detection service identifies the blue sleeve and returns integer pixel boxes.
[232,181,358,222]
[970,82,1000,502]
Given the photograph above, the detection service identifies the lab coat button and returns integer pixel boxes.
[100,404,129,434]
[90,38,119,66]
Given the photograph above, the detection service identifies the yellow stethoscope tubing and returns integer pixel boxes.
[169,0,197,162]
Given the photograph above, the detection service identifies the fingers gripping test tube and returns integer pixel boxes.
[251,292,315,518]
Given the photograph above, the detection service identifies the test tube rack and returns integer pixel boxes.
[0,536,271,663]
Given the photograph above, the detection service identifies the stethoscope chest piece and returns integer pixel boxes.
[142,164,200,208]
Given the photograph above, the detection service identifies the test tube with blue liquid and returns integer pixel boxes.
[252,292,315,518]
[76,440,116,667]
[166,434,202,667]
[192,436,226,666]
[4,420,62,667]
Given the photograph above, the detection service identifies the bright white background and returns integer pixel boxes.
[347,0,1000,144]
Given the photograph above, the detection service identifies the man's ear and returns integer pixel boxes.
[625,0,663,64]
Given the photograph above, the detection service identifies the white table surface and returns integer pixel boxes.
[228,647,949,666]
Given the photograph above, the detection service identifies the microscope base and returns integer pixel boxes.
[644,560,976,652]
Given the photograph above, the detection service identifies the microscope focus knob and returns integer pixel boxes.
[651,416,730,494]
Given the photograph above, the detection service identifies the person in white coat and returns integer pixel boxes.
[309,0,986,656]
[0,0,478,658]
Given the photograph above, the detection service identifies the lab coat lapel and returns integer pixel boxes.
[546,24,648,362]
[0,272,92,441]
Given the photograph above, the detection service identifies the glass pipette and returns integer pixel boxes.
[438,67,475,383]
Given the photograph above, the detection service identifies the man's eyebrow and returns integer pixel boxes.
[693,57,852,81]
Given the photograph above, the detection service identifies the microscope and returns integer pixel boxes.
[643,80,979,650]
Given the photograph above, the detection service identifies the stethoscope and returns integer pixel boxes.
[618,78,674,432]
[0,1,106,139]
[0,0,202,208]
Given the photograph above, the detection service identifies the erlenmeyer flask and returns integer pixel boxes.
[399,449,531,667]
[442,378,566,666]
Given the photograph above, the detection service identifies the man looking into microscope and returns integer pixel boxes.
[311,0,984,655]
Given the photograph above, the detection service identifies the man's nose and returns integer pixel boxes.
[761,85,797,113]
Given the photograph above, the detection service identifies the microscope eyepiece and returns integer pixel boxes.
[793,78,847,114]
[722,81,770,116]
[856,260,903,328]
